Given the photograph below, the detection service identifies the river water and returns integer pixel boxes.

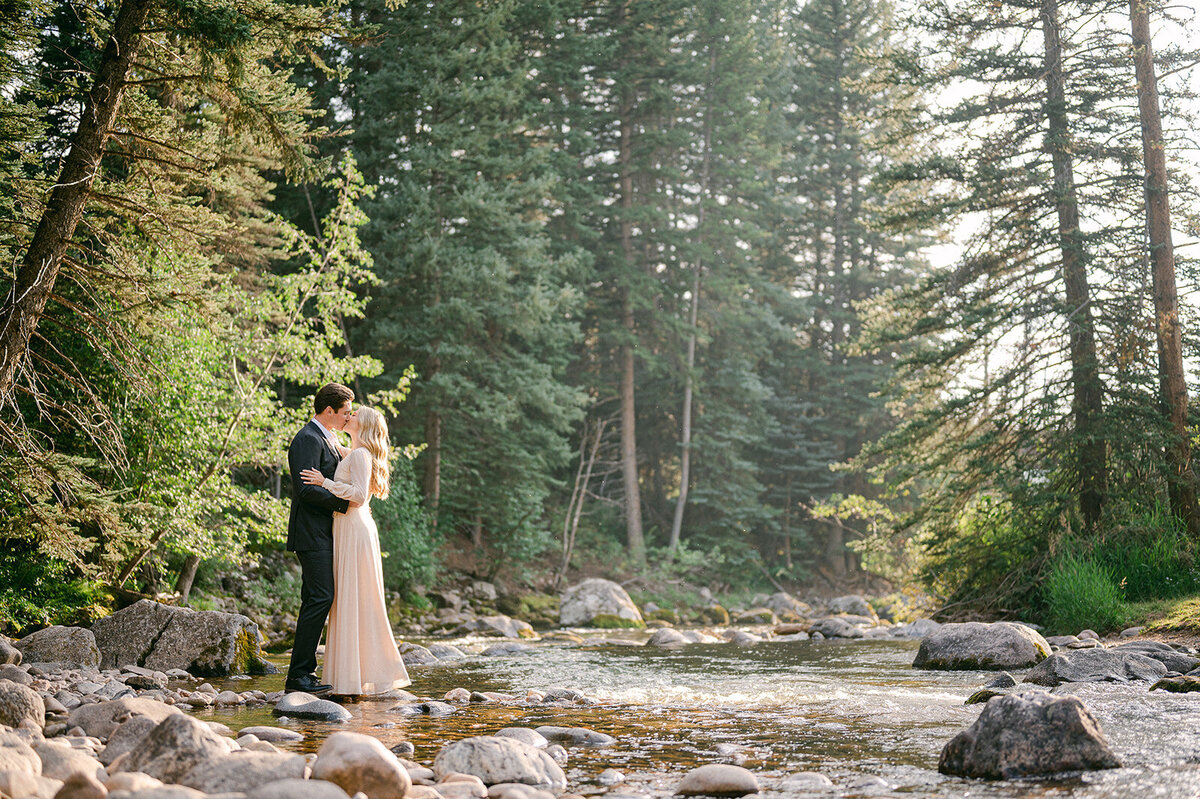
[200,633,1200,798]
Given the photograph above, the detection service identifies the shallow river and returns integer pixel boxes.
[201,634,1200,798]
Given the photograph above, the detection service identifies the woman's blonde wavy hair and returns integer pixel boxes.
[356,407,391,500]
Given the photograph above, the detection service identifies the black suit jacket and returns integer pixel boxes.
[286,421,351,552]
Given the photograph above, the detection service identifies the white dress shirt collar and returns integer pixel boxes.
[311,417,337,443]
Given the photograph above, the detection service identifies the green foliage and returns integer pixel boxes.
[1043,553,1128,635]
[0,549,111,635]
[1090,502,1200,602]
[375,456,437,594]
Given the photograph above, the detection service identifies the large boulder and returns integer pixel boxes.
[913,622,1050,670]
[433,737,566,792]
[1022,648,1167,687]
[558,580,643,628]
[69,696,181,740]
[939,691,1120,778]
[91,599,271,676]
[0,679,44,729]
[115,713,231,783]
[14,627,100,670]
[312,731,410,799]
[181,751,309,793]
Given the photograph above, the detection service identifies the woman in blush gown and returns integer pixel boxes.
[300,406,410,696]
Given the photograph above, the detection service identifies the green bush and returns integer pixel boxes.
[375,457,438,593]
[1043,553,1127,634]
[0,550,111,635]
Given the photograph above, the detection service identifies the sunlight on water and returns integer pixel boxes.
[203,635,1200,799]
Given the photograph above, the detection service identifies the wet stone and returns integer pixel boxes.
[675,765,759,797]
[273,692,352,722]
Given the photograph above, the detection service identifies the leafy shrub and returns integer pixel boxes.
[0,550,111,635]
[375,456,437,593]
[1043,553,1127,634]
[1091,501,1200,601]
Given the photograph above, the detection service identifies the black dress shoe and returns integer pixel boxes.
[284,674,333,694]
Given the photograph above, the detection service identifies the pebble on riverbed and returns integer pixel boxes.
[674,764,759,797]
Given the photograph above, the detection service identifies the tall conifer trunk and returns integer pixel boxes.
[0,0,151,401]
[668,46,717,561]
[617,0,645,564]
[1041,0,1106,530]
[1129,0,1200,536]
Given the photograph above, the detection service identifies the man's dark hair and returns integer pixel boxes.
[314,383,355,415]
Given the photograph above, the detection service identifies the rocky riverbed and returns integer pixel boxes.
[6,584,1200,799]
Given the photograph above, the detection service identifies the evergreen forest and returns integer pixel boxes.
[2,0,1199,635]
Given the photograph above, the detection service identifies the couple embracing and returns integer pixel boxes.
[284,382,410,697]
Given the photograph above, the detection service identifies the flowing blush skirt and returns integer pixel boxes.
[324,507,410,694]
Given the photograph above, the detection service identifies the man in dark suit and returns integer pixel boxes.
[285,382,355,694]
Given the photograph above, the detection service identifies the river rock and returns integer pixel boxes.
[237,727,304,743]
[486,785,555,799]
[479,643,533,658]
[779,772,833,790]
[1023,648,1167,686]
[681,631,721,644]
[312,731,411,799]
[674,765,758,797]
[890,619,941,639]
[273,692,352,722]
[1113,641,1200,673]
[646,629,689,648]
[467,582,498,603]
[0,730,41,774]
[181,751,308,793]
[0,664,33,685]
[98,716,159,767]
[558,580,643,628]
[722,631,762,646]
[533,726,614,746]
[15,628,100,671]
[90,600,272,676]
[32,741,103,781]
[0,679,45,729]
[115,713,231,783]
[0,638,21,666]
[913,622,1050,670]
[827,595,874,618]
[56,770,107,799]
[495,729,548,749]
[433,737,566,791]
[70,697,181,740]
[103,774,163,794]
[248,780,351,799]
[764,593,810,618]
[428,644,466,661]
[458,617,535,640]
[1151,675,1200,692]
[808,618,864,639]
[596,770,623,787]
[938,691,1120,778]
[398,643,439,666]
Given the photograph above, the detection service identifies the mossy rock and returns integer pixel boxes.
[587,613,645,629]
[1151,675,1200,693]
[697,605,730,625]
[647,608,681,624]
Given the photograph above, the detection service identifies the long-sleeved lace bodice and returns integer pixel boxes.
[321,447,372,510]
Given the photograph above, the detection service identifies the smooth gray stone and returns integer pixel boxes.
[533,725,615,746]
[433,736,566,791]
[273,692,352,721]
[1023,648,1167,686]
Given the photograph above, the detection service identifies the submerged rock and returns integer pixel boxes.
[939,691,1120,779]
[1022,648,1167,686]
[533,726,614,746]
[913,622,1050,670]
[646,629,689,648]
[558,580,643,628]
